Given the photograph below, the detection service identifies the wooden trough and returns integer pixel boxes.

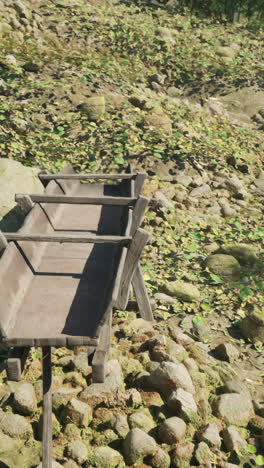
[0,163,153,468]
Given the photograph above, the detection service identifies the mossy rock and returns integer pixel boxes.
[143,110,172,135]
[204,254,241,279]
[164,280,201,303]
[240,310,264,343]
[219,243,257,265]
[79,96,105,121]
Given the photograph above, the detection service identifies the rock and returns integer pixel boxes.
[71,352,91,376]
[143,110,172,136]
[13,382,36,415]
[195,441,214,465]
[52,386,82,411]
[111,413,129,438]
[67,440,88,464]
[0,412,33,439]
[37,462,63,468]
[200,423,221,447]
[222,378,250,396]
[62,398,93,427]
[0,159,43,228]
[154,293,176,304]
[164,281,201,303]
[221,426,246,451]
[64,372,87,388]
[153,191,174,210]
[170,442,195,468]
[149,361,195,395]
[189,184,211,198]
[249,415,264,432]
[156,27,177,44]
[214,343,239,363]
[225,176,244,192]
[221,204,237,217]
[148,448,171,468]
[218,87,264,127]
[159,416,186,444]
[214,393,254,426]
[240,310,264,343]
[79,96,105,121]
[80,360,124,403]
[124,318,154,337]
[204,254,241,278]
[123,428,157,465]
[63,461,79,468]
[128,408,155,432]
[167,388,198,422]
[219,243,257,265]
[92,446,124,468]
[167,86,182,97]
[216,46,237,58]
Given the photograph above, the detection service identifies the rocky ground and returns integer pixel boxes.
[0,0,263,467]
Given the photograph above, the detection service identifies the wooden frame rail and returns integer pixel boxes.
[2,233,131,245]
[15,194,137,206]
[39,173,139,181]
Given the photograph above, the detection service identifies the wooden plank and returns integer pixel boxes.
[39,173,136,181]
[4,233,132,245]
[42,346,52,468]
[132,264,154,321]
[15,194,34,213]
[92,308,112,383]
[116,228,150,310]
[6,347,30,381]
[15,194,137,206]
[134,172,147,197]
[131,196,149,236]
[0,231,8,253]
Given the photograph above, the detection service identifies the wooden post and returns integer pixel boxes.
[92,309,112,383]
[6,347,30,381]
[0,231,8,253]
[130,196,149,236]
[134,173,147,197]
[42,346,52,468]
[132,264,153,321]
[15,194,34,213]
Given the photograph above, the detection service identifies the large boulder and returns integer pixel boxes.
[123,428,157,464]
[0,158,43,230]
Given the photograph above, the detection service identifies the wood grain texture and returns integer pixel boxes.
[39,173,136,180]
[0,231,8,253]
[6,347,30,381]
[134,173,147,197]
[116,228,150,310]
[4,233,132,245]
[15,194,34,213]
[92,308,112,383]
[42,346,52,468]
[132,264,154,321]
[131,196,149,236]
[15,194,137,206]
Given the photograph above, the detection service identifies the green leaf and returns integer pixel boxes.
[209,273,224,284]
[244,444,256,454]
[256,455,264,465]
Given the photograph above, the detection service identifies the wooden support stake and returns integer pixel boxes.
[0,231,8,253]
[132,264,153,321]
[6,347,30,381]
[38,173,136,181]
[131,196,149,236]
[15,194,34,213]
[42,346,52,468]
[134,172,147,197]
[15,194,137,206]
[116,228,150,310]
[92,309,112,383]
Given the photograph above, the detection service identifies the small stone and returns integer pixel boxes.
[225,176,243,192]
[159,417,186,444]
[204,254,241,278]
[167,388,198,421]
[221,426,246,451]
[164,280,201,303]
[79,96,105,121]
[214,393,254,426]
[148,448,170,468]
[167,87,182,97]
[154,293,176,304]
[63,398,92,427]
[124,319,154,337]
[214,343,240,363]
[222,378,250,396]
[67,440,88,464]
[153,191,174,210]
[128,409,155,432]
[71,352,91,376]
[64,372,87,388]
[149,361,195,395]
[200,423,221,447]
[53,386,82,411]
[189,184,211,198]
[80,360,124,403]
[111,413,129,438]
[92,446,124,468]
[216,46,237,58]
[143,110,172,136]
[170,442,195,468]
[222,204,236,217]
[240,310,264,343]
[175,174,192,187]
[13,382,36,415]
[195,441,214,465]
[0,412,33,439]
[219,243,257,265]
[123,428,157,465]
[249,415,264,433]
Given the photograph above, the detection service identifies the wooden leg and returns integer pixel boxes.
[6,347,30,381]
[42,346,52,468]
[92,309,112,383]
[132,264,153,321]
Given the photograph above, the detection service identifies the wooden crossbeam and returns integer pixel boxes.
[38,173,138,181]
[15,194,137,206]
[4,233,132,245]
